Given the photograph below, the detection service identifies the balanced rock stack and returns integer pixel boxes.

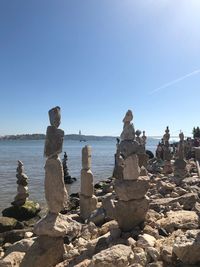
[113,110,150,231]
[163,126,173,174]
[12,160,29,206]
[80,145,97,221]
[135,129,148,168]
[174,131,188,178]
[21,107,81,267]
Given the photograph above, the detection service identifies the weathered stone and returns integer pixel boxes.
[81,169,94,197]
[114,176,150,201]
[138,153,149,168]
[132,247,147,266]
[157,210,199,233]
[140,166,148,176]
[123,154,140,180]
[102,194,115,219]
[44,157,68,213]
[48,106,61,128]
[2,201,40,221]
[118,140,139,158]
[150,193,198,211]
[0,251,25,267]
[163,160,173,174]
[173,229,200,264]
[4,238,35,256]
[34,212,81,238]
[82,146,91,170]
[146,247,160,262]
[80,195,98,221]
[0,217,23,233]
[114,197,149,231]
[137,234,156,248]
[99,220,119,236]
[44,126,64,158]
[88,208,106,226]
[20,236,65,267]
[120,124,135,141]
[89,244,134,267]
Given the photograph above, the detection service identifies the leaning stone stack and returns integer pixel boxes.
[21,107,81,267]
[113,110,150,231]
[12,160,29,207]
[80,145,97,221]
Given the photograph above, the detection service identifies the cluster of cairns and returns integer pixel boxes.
[0,107,200,267]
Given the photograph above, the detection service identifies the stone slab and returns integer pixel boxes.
[114,196,149,231]
[114,176,149,201]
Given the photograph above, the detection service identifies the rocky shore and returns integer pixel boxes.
[0,108,200,267]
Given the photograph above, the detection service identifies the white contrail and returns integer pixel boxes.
[149,68,200,95]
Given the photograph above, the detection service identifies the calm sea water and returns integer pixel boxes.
[0,139,158,212]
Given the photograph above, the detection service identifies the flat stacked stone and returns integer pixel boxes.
[113,110,150,231]
[174,131,188,178]
[12,161,29,207]
[80,145,97,221]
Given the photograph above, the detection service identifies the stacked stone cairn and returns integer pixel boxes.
[80,145,97,221]
[174,131,188,178]
[113,110,150,231]
[163,126,173,174]
[62,152,77,184]
[21,107,81,267]
[135,129,149,169]
[12,160,29,206]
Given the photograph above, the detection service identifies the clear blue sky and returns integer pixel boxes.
[0,0,200,137]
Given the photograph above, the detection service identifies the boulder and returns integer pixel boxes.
[0,217,23,233]
[0,251,25,267]
[157,210,199,233]
[34,213,81,239]
[2,201,40,221]
[88,208,106,226]
[173,229,200,264]
[150,193,198,211]
[114,197,149,231]
[20,236,65,267]
[4,238,35,256]
[89,244,134,267]
[137,234,156,248]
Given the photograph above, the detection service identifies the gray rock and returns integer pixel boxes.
[0,217,23,233]
[157,210,199,233]
[114,197,149,231]
[150,193,198,211]
[34,213,81,238]
[44,126,64,158]
[89,244,134,267]
[20,236,65,267]
[114,176,149,201]
[173,229,200,264]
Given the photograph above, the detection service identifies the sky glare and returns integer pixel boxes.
[0,0,200,137]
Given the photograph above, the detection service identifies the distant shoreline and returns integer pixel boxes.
[0,134,117,141]
[0,133,172,141]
